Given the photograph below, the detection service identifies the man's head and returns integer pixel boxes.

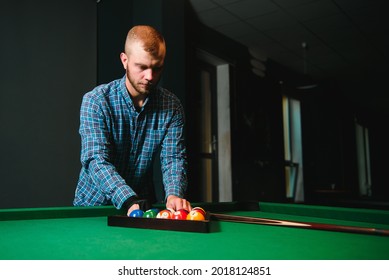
[120,25,166,99]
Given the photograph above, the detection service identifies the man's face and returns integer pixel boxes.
[120,41,165,96]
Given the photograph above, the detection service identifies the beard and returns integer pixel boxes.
[126,68,158,95]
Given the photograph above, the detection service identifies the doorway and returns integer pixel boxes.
[188,50,232,202]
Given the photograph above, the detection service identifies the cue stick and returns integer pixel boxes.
[210,213,389,236]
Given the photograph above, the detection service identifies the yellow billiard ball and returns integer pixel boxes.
[186,210,205,221]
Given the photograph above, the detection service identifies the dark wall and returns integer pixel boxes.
[0,0,96,208]
[232,72,286,203]
[0,0,186,208]
[97,0,132,84]
[300,86,357,202]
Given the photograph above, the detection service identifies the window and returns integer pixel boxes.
[282,95,304,202]
[355,120,372,196]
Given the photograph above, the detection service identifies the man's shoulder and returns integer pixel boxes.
[84,77,125,102]
[154,87,182,105]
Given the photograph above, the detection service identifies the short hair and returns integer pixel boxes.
[124,25,165,56]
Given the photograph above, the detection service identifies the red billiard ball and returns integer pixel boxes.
[172,209,189,220]
[156,209,173,219]
[186,210,205,221]
[129,209,144,218]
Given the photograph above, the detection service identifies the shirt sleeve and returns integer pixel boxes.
[79,93,136,208]
[160,102,188,199]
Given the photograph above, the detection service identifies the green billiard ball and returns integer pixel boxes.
[143,209,157,218]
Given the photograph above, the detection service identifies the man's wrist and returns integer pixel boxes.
[122,196,151,211]
[122,195,139,210]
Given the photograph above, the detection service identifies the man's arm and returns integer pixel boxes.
[160,102,191,211]
[79,93,136,209]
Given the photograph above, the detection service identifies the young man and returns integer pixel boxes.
[73,25,191,215]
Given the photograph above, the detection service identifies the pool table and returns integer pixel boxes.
[0,202,388,260]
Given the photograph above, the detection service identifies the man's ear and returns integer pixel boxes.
[120,52,128,69]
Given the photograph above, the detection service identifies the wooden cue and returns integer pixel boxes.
[210,212,389,236]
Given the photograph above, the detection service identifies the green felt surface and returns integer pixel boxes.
[1,203,389,260]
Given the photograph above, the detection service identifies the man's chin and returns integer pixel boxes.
[137,88,150,94]
[137,85,153,94]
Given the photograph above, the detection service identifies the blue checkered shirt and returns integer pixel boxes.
[73,76,188,209]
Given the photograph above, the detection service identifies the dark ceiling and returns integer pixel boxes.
[189,0,389,111]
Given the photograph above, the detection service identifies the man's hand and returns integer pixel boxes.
[125,198,151,216]
[127,203,140,216]
[166,195,192,212]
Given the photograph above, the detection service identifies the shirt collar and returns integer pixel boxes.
[119,75,155,113]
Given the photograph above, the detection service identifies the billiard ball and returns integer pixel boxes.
[143,209,157,218]
[156,209,173,219]
[186,210,205,221]
[149,208,160,215]
[172,209,189,220]
[128,209,144,218]
[192,207,206,217]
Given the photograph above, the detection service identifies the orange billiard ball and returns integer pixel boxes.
[186,210,205,221]
[156,209,173,219]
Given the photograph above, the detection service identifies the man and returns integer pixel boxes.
[73,25,191,215]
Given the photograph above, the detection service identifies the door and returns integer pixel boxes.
[191,61,219,202]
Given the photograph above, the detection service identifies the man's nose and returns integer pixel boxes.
[144,69,153,81]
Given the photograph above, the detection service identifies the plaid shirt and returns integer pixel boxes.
[73,76,187,209]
